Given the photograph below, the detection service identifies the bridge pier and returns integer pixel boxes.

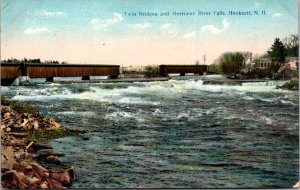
[180,73,185,76]
[46,77,54,82]
[108,75,118,79]
[82,76,90,80]
[1,78,16,86]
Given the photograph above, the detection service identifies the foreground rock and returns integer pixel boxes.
[2,161,74,189]
[1,106,63,132]
[293,181,300,189]
[1,104,79,189]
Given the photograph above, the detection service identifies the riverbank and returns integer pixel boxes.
[1,97,82,188]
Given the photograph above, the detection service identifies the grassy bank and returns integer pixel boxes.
[277,80,299,90]
[1,96,37,114]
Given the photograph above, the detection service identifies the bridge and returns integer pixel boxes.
[159,65,208,76]
[1,63,120,85]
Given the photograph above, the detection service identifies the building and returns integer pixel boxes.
[285,57,298,70]
[257,58,272,69]
[257,57,298,70]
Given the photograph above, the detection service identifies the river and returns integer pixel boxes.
[2,76,299,188]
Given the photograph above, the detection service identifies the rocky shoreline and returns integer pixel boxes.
[1,102,82,188]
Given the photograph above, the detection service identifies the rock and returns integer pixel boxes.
[13,123,23,129]
[46,178,64,189]
[44,171,49,178]
[31,162,48,178]
[32,144,53,149]
[26,176,40,185]
[2,170,30,189]
[1,146,16,170]
[26,123,33,130]
[1,123,5,130]
[4,112,10,118]
[20,119,29,127]
[33,121,39,130]
[38,152,65,158]
[24,164,32,170]
[51,122,62,129]
[14,149,28,160]
[293,181,300,188]
[1,104,75,189]
[46,155,60,163]
[40,182,48,189]
[49,167,74,186]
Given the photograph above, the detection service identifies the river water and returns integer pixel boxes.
[2,77,299,188]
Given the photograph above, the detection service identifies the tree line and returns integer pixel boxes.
[1,58,66,64]
[211,34,298,74]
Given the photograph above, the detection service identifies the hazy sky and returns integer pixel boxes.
[1,0,298,66]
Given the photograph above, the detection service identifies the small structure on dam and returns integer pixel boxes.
[1,63,120,85]
[159,65,208,76]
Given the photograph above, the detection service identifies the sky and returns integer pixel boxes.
[1,0,298,66]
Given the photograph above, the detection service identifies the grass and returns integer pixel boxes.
[28,129,84,144]
[1,96,85,144]
[1,96,37,114]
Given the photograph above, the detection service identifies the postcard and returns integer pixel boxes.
[1,0,299,189]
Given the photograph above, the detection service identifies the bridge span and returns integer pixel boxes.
[159,65,208,76]
[1,63,120,85]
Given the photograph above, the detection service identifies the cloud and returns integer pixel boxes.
[222,19,230,29]
[254,2,260,7]
[160,23,172,29]
[201,25,222,34]
[201,19,230,34]
[90,13,124,30]
[40,10,67,17]
[160,23,178,37]
[272,13,282,18]
[24,27,50,35]
[132,22,151,29]
[183,31,196,39]
[90,18,100,25]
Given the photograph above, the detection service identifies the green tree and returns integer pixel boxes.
[208,63,222,74]
[267,38,287,63]
[144,65,160,77]
[217,52,245,74]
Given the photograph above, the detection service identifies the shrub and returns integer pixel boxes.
[280,80,299,90]
[144,65,161,77]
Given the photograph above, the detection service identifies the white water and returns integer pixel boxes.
[5,79,291,105]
